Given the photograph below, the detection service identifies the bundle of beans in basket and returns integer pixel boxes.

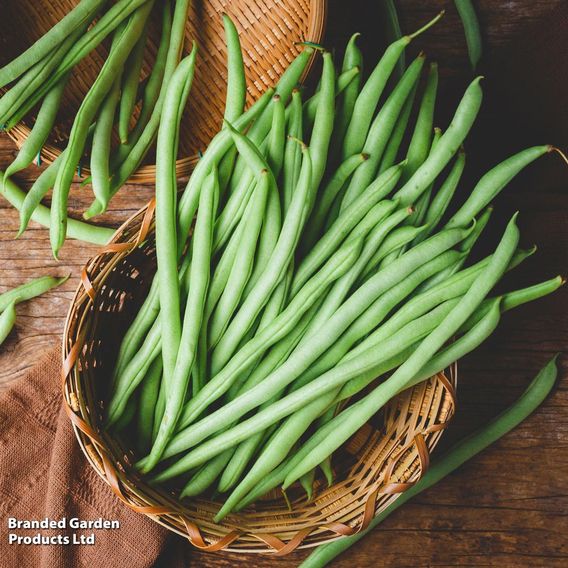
[105,13,564,520]
[0,0,198,257]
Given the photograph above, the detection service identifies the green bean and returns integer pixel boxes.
[136,357,162,454]
[394,77,483,206]
[0,171,112,244]
[142,167,216,472]
[282,214,519,485]
[180,450,234,498]
[446,145,552,228]
[222,14,246,123]
[402,62,438,182]
[341,12,443,158]
[209,143,312,372]
[0,274,68,312]
[209,173,268,348]
[118,16,150,144]
[282,90,303,213]
[300,355,558,568]
[238,104,286,299]
[319,456,334,487]
[0,0,104,88]
[460,276,565,332]
[339,54,425,211]
[307,52,335,206]
[89,76,122,216]
[304,153,369,247]
[50,3,155,257]
[416,149,466,242]
[300,469,315,500]
[291,164,404,295]
[153,50,198,394]
[377,82,418,174]
[0,302,17,346]
[113,394,137,433]
[5,0,151,128]
[3,76,67,181]
[332,33,363,149]
[380,0,405,78]
[460,204,493,251]
[156,226,470,471]
[455,0,482,69]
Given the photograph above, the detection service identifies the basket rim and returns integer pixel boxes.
[4,0,328,183]
[61,199,458,555]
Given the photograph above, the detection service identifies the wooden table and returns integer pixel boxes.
[1,1,567,566]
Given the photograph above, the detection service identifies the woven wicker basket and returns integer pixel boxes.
[0,0,326,182]
[61,201,458,554]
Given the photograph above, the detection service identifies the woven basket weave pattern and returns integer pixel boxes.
[62,202,457,554]
[0,0,326,180]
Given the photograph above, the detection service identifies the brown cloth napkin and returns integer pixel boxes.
[0,347,186,568]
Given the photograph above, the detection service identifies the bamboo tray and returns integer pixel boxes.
[0,0,326,181]
[61,200,458,554]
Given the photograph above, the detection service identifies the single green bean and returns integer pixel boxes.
[0,274,68,312]
[0,171,112,244]
[332,33,363,149]
[89,76,122,216]
[154,50,198,390]
[136,357,162,454]
[118,15,150,144]
[377,81,418,174]
[446,145,552,228]
[402,62,438,182]
[282,90,303,213]
[0,302,16,346]
[222,14,246,123]
[455,0,483,69]
[4,75,68,181]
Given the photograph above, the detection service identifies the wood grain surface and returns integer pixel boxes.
[1,1,567,566]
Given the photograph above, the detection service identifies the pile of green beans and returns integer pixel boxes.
[0,275,68,346]
[0,0,192,256]
[99,13,563,531]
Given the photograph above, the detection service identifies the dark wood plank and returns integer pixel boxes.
[1,1,567,566]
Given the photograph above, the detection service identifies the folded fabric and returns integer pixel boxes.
[0,347,185,568]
